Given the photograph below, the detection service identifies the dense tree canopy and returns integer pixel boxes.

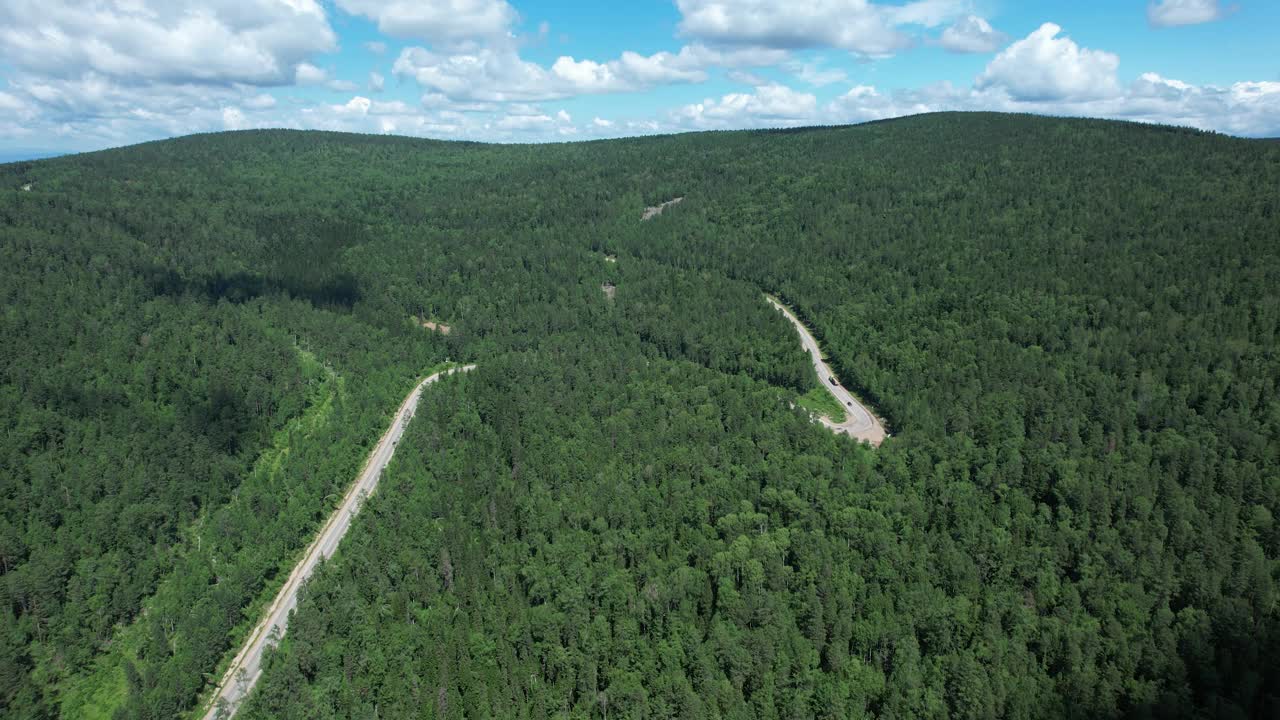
[1,113,1277,719]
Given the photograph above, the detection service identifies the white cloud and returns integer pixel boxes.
[325,96,423,117]
[296,62,328,85]
[0,0,337,87]
[627,119,662,133]
[1118,74,1280,135]
[614,49,709,84]
[1147,0,1228,28]
[817,72,1280,139]
[976,23,1120,101]
[651,25,1280,139]
[788,60,847,87]
[0,90,37,121]
[393,46,551,102]
[675,0,965,57]
[244,93,277,110]
[335,0,517,45]
[392,42,776,103]
[494,110,553,131]
[365,41,388,55]
[727,69,769,86]
[674,82,818,129]
[825,82,955,123]
[328,79,359,92]
[0,73,270,149]
[336,96,372,115]
[939,15,1006,53]
[221,106,246,130]
[2,6,1276,153]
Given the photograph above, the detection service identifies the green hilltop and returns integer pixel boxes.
[2,113,1278,719]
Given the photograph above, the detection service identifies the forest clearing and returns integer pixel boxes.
[641,196,683,220]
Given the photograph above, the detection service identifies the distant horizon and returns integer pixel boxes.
[2,1,1278,155]
[0,150,65,164]
[5,110,1277,164]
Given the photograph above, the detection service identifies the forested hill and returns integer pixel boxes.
[2,113,1278,719]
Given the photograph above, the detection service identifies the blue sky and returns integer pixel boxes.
[1,0,1278,156]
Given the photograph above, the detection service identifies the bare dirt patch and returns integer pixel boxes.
[417,318,452,335]
[21,183,32,192]
[641,197,683,221]
[601,283,617,300]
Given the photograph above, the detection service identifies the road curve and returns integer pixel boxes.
[200,364,476,720]
[766,296,887,446]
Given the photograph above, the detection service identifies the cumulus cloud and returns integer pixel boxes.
[674,82,818,129]
[393,43,781,103]
[491,104,578,135]
[819,73,1280,139]
[676,0,965,57]
[1147,0,1229,27]
[824,83,941,123]
[3,4,1277,152]
[1117,73,1280,135]
[1,73,273,149]
[335,0,517,45]
[296,62,329,86]
[293,66,358,93]
[976,23,1120,101]
[393,47,550,102]
[652,23,1280,139]
[221,106,247,130]
[0,0,337,87]
[372,97,428,116]
[939,15,1006,53]
[494,112,552,131]
[0,90,37,121]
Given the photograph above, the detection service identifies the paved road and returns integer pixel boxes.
[200,365,476,719]
[766,296,887,446]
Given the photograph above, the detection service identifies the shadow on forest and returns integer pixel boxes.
[146,267,362,309]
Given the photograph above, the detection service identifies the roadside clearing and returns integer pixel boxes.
[199,365,476,719]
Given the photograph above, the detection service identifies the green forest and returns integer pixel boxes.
[1,112,1277,719]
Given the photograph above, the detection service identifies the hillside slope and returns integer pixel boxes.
[2,113,1278,719]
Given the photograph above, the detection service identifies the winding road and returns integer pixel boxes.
[198,294,876,717]
[766,296,887,446]
[200,365,476,719]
